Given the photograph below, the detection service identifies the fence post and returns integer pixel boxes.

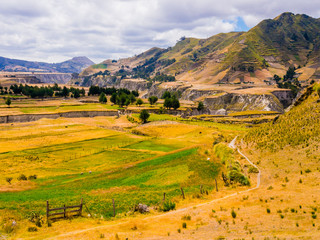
[163,192,166,201]
[180,188,185,199]
[112,199,115,217]
[200,185,203,194]
[64,204,66,218]
[79,198,83,216]
[215,179,218,192]
[46,200,49,226]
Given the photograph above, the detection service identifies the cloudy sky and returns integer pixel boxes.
[1,0,320,63]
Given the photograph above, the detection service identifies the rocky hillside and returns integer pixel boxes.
[0,56,94,73]
[80,13,320,85]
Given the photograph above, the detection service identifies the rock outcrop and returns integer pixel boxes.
[204,93,284,113]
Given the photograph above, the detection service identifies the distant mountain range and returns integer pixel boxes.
[81,12,320,84]
[0,56,94,73]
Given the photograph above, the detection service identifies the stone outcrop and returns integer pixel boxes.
[118,79,149,92]
[33,73,72,84]
[203,93,284,113]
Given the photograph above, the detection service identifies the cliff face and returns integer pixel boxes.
[32,73,72,84]
[118,79,149,92]
[204,93,284,113]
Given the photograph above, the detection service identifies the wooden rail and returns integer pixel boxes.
[46,199,83,224]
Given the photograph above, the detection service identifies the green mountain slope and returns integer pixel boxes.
[80,12,320,86]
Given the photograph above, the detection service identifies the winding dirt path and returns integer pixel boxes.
[46,137,261,239]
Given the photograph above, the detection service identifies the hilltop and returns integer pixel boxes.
[80,13,320,85]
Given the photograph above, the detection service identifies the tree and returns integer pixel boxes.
[74,89,80,98]
[164,97,172,109]
[118,93,129,107]
[5,97,11,107]
[62,86,69,97]
[172,97,180,110]
[197,101,204,111]
[161,91,171,99]
[99,92,107,103]
[129,93,136,104]
[148,96,158,105]
[139,109,150,123]
[110,92,117,104]
[136,98,143,106]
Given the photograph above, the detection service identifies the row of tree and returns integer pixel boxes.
[88,85,139,97]
[1,84,86,98]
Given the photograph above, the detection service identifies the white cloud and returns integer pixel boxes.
[0,0,319,63]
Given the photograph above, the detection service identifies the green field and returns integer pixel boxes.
[0,115,231,221]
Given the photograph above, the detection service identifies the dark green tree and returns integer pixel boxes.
[5,97,11,107]
[129,93,136,104]
[164,97,172,109]
[172,97,180,110]
[161,91,171,99]
[62,86,69,97]
[99,92,107,103]
[136,98,143,106]
[197,101,204,111]
[148,96,158,105]
[139,109,150,123]
[110,92,117,104]
[74,89,80,98]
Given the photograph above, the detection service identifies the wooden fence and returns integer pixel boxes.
[46,199,83,224]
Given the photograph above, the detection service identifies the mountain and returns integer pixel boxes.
[0,56,94,73]
[80,13,320,85]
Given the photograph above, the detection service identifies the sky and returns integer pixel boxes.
[1,0,320,64]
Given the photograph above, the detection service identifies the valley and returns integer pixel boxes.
[0,10,320,240]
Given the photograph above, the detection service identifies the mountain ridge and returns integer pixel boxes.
[0,56,95,73]
[80,12,320,85]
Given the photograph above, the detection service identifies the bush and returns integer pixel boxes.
[228,170,250,186]
[28,227,38,232]
[182,222,187,228]
[17,174,27,181]
[139,110,150,123]
[248,166,259,173]
[2,220,17,233]
[6,177,13,184]
[161,200,176,212]
[181,215,191,220]
[231,209,237,218]
[28,175,37,180]
[267,208,271,213]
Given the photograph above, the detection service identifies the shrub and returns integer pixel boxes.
[267,208,271,214]
[312,214,317,219]
[231,209,237,218]
[6,177,13,184]
[28,175,37,180]
[161,200,176,212]
[228,170,250,186]
[28,227,38,232]
[2,220,17,233]
[181,215,191,221]
[139,109,150,123]
[182,222,187,228]
[248,166,259,173]
[17,174,27,181]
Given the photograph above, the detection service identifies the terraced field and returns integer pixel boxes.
[0,113,245,229]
